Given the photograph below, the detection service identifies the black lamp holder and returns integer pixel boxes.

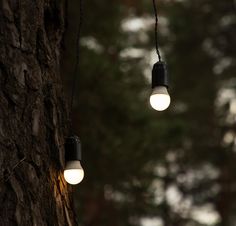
[65,136,82,162]
[152,61,168,89]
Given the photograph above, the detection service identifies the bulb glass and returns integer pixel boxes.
[150,86,170,111]
[64,160,84,185]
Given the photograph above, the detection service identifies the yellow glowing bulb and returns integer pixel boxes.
[64,161,84,185]
[150,86,170,111]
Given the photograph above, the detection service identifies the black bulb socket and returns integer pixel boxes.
[65,136,82,162]
[152,61,169,89]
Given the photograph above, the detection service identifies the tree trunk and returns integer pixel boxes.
[0,0,77,225]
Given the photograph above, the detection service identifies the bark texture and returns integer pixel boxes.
[0,0,77,225]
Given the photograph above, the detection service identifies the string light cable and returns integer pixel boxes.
[152,0,162,62]
[70,0,83,120]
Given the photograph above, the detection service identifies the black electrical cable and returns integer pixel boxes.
[152,0,162,62]
[69,0,83,132]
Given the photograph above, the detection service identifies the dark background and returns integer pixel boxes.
[62,0,236,225]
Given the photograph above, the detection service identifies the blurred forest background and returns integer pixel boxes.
[62,0,236,226]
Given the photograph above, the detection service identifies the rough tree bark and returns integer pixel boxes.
[0,0,77,225]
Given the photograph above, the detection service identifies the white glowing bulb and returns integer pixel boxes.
[64,160,84,185]
[150,86,170,111]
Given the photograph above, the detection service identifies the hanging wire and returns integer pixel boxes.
[69,0,83,132]
[152,0,162,62]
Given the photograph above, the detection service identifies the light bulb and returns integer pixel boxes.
[150,62,170,111]
[150,86,170,111]
[64,160,84,185]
